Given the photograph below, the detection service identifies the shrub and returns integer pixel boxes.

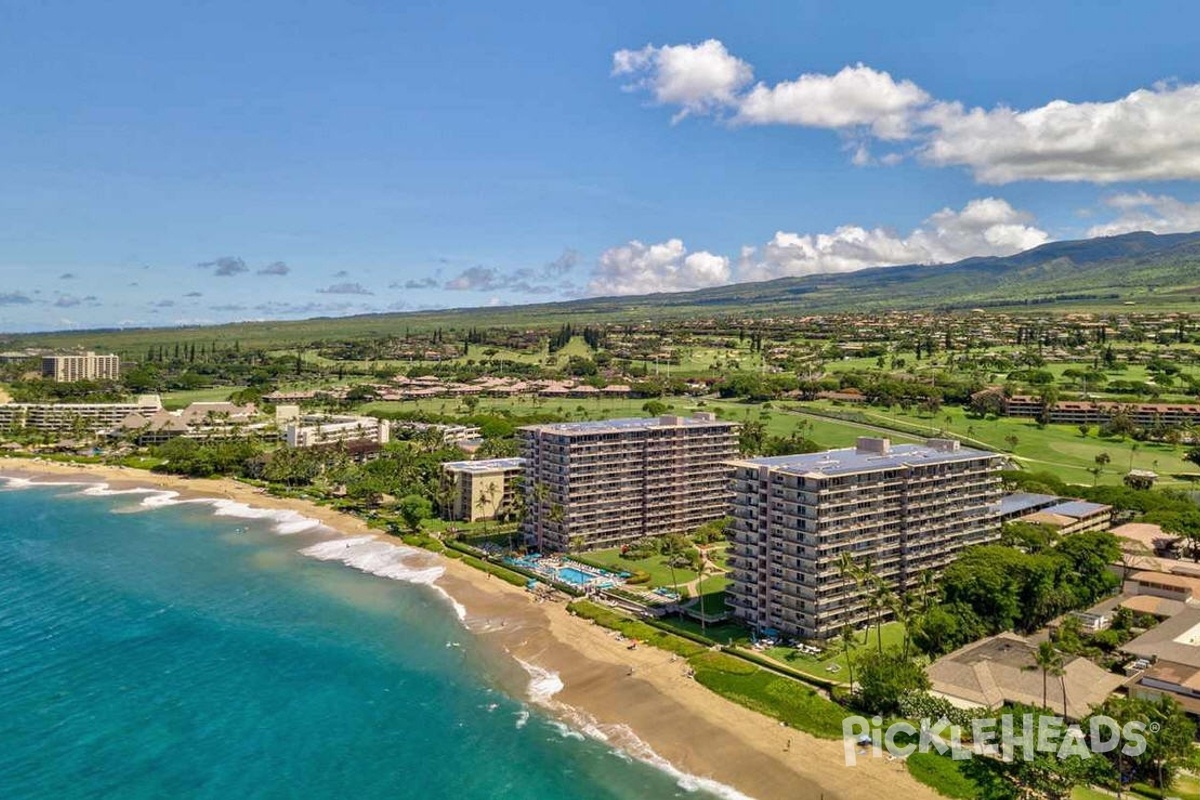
[625,569,651,585]
[459,555,528,587]
[689,652,846,739]
[905,751,981,800]
[567,600,705,658]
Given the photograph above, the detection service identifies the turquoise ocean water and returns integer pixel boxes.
[0,479,733,800]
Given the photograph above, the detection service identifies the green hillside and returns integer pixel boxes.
[5,230,1200,349]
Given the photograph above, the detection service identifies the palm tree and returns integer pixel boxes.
[919,570,937,613]
[475,491,492,535]
[892,591,918,660]
[549,503,566,550]
[1057,655,1069,719]
[840,624,857,690]
[1035,641,1064,712]
[870,582,895,653]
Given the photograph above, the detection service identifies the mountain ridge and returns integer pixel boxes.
[6,230,1200,347]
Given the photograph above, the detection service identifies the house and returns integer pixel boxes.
[927,632,1125,720]
[1123,607,1200,717]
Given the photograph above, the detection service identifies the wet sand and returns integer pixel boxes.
[0,458,937,800]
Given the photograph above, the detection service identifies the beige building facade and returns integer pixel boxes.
[727,437,1003,640]
[441,458,525,522]
[0,395,162,433]
[519,412,739,552]
[41,352,121,382]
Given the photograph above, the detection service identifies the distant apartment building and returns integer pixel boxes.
[0,395,163,433]
[392,421,482,446]
[41,352,121,383]
[112,401,264,445]
[727,437,1003,640]
[284,414,390,452]
[998,492,1113,534]
[1003,396,1200,427]
[519,412,739,552]
[441,458,525,522]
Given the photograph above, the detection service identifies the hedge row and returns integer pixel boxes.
[689,652,847,739]
[458,554,529,587]
[567,600,706,658]
[444,540,583,597]
[724,646,840,691]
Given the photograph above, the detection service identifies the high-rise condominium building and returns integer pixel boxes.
[727,437,1002,640]
[441,458,526,522]
[41,352,121,382]
[519,412,739,552]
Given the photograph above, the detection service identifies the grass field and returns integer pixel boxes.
[906,751,982,799]
[583,547,700,588]
[282,335,771,375]
[802,401,1200,487]
[759,621,909,681]
[348,390,1199,488]
[160,386,245,409]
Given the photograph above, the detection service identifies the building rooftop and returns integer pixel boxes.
[998,492,1060,518]
[928,632,1125,720]
[442,457,526,473]
[1124,606,1200,667]
[731,438,997,478]
[1044,499,1111,519]
[520,412,732,436]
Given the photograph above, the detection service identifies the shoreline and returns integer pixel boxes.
[0,458,937,800]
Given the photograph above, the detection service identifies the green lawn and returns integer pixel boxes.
[802,400,1200,487]
[581,547,700,588]
[351,392,931,455]
[693,574,728,615]
[1129,775,1200,800]
[905,751,982,800]
[760,621,910,681]
[160,386,245,409]
[357,395,671,420]
[689,651,847,739]
[353,384,1200,490]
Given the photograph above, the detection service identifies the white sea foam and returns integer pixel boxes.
[0,476,325,536]
[300,535,466,620]
[79,484,160,498]
[515,710,530,729]
[548,720,587,741]
[432,585,468,621]
[137,492,325,535]
[601,723,757,800]
[514,656,755,799]
[300,536,446,586]
[210,500,323,534]
[1,476,97,490]
[516,658,564,705]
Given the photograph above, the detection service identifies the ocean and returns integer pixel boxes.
[0,478,731,800]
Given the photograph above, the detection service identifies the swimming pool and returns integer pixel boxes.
[555,566,595,586]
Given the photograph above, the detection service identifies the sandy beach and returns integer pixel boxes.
[0,457,938,800]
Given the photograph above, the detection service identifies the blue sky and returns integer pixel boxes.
[3,0,1200,331]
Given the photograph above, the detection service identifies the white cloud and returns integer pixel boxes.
[1087,192,1200,236]
[737,63,929,139]
[589,239,731,295]
[316,282,373,295]
[922,83,1200,183]
[739,198,1049,281]
[614,40,1200,184]
[612,40,752,120]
